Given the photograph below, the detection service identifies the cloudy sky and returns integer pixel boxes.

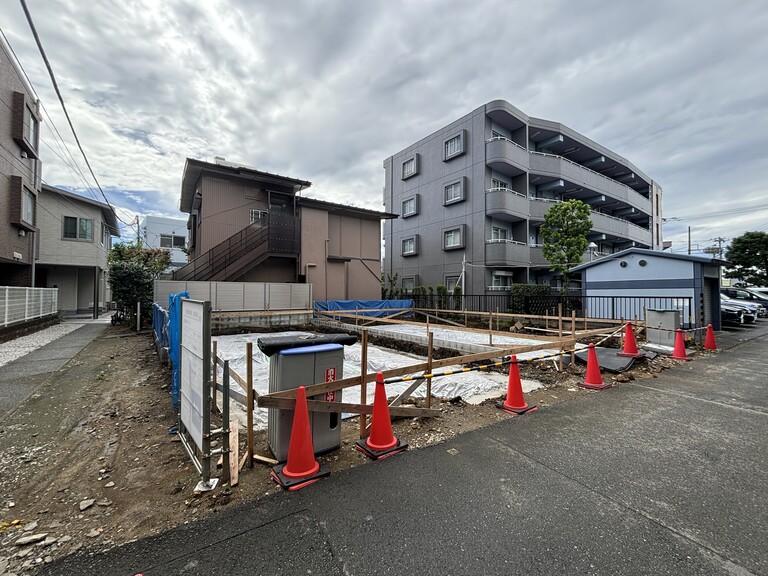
[2,0,767,253]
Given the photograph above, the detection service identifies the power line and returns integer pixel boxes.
[19,0,131,227]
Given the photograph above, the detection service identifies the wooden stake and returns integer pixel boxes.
[229,419,239,487]
[246,342,254,468]
[359,329,368,439]
[488,309,493,347]
[571,310,576,365]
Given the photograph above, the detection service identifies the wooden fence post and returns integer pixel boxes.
[359,329,369,439]
[246,341,254,468]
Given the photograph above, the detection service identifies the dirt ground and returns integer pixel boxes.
[0,323,696,574]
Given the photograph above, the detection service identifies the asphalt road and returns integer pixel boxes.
[40,322,768,576]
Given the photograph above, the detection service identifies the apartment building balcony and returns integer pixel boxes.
[529,198,560,220]
[485,188,529,220]
[590,212,652,245]
[529,151,651,213]
[485,239,530,266]
[486,137,528,176]
[530,245,548,266]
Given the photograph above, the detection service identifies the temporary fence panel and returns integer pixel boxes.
[168,291,189,409]
[314,299,414,318]
[154,280,311,311]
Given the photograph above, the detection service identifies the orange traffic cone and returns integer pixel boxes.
[580,343,611,390]
[496,355,537,415]
[704,324,718,351]
[617,323,644,358]
[271,386,330,491]
[672,329,690,361]
[356,372,408,460]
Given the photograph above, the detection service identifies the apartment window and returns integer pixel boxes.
[26,105,38,148]
[401,277,416,293]
[443,129,466,161]
[12,92,40,158]
[402,195,418,218]
[446,276,460,292]
[492,275,513,289]
[160,234,186,249]
[444,177,466,205]
[402,235,418,256]
[443,225,465,250]
[491,226,508,241]
[101,223,106,246]
[250,209,268,224]
[63,216,93,240]
[401,154,419,180]
[21,189,35,226]
[491,178,509,190]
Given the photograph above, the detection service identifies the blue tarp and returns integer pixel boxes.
[168,291,189,410]
[314,299,413,318]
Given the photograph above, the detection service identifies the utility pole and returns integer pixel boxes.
[711,236,728,259]
[688,226,691,255]
[135,216,141,246]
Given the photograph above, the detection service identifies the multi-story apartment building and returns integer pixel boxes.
[383,100,663,294]
[140,215,188,272]
[0,34,42,286]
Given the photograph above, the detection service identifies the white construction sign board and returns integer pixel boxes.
[179,299,210,450]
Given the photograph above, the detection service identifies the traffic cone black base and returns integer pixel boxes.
[355,438,408,460]
[270,463,330,491]
[495,401,538,416]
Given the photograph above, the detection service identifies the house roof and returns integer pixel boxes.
[41,184,121,236]
[569,247,727,273]
[179,158,312,213]
[297,196,398,220]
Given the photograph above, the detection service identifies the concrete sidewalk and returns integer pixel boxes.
[0,318,110,420]
[41,323,768,576]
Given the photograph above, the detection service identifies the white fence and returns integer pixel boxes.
[1,287,59,328]
[154,281,312,311]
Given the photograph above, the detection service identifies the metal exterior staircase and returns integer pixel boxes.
[173,214,299,282]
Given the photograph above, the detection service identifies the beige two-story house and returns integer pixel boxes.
[36,184,120,315]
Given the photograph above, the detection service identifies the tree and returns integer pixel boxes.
[725,231,768,286]
[540,200,593,288]
[108,241,171,326]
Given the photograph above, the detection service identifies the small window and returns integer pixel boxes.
[443,130,466,161]
[173,235,186,249]
[26,105,38,149]
[443,225,465,250]
[79,218,93,240]
[402,195,418,218]
[21,189,35,225]
[63,216,77,239]
[63,216,93,240]
[444,177,466,205]
[401,277,415,293]
[491,178,509,190]
[491,226,508,241]
[402,236,418,256]
[401,154,419,180]
[100,223,106,246]
[446,276,460,292]
[250,209,267,224]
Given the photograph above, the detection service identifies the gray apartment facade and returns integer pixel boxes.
[383,100,663,295]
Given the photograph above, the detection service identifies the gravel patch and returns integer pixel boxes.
[0,323,84,368]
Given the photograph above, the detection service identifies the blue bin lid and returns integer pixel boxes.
[279,343,344,356]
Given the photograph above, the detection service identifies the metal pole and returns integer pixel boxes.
[136,301,141,331]
[212,340,218,414]
[426,331,433,408]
